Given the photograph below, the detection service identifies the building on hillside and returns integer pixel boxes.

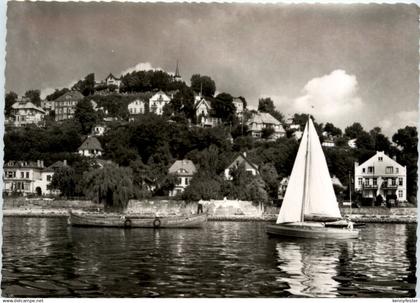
[10,98,46,127]
[232,97,244,119]
[293,130,303,140]
[173,60,183,82]
[278,177,289,201]
[224,152,259,180]
[128,99,146,119]
[53,90,84,121]
[41,99,54,113]
[247,112,285,140]
[3,160,56,196]
[354,151,407,203]
[194,95,222,127]
[78,136,104,157]
[348,138,357,149]
[149,91,171,115]
[322,139,335,147]
[168,159,197,197]
[92,124,107,136]
[105,73,121,90]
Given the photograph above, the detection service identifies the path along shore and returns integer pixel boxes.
[2,208,417,223]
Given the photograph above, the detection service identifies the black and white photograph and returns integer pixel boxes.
[1,0,418,299]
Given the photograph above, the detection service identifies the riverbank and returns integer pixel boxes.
[2,208,417,223]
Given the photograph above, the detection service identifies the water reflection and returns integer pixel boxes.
[2,219,416,298]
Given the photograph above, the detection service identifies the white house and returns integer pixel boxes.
[354,151,407,202]
[149,91,171,115]
[3,160,55,196]
[168,160,197,197]
[10,98,46,127]
[194,95,222,128]
[348,138,357,149]
[78,136,104,157]
[322,139,335,148]
[92,124,107,136]
[105,73,121,89]
[247,112,286,140]
[128,99,146,116]
[224,152,259,180]
[278,177,289,200]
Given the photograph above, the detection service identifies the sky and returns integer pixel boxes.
[5,2,419,136]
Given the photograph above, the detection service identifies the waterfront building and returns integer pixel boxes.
[168,159,197,197]
[247,112,285,140]
[78,136,104,157]
[3,160,55,196]
[224,152,259,180]
[53,90,84,121]
[354,151,407,203]
[149,91,171,115]
[10,98,46,127]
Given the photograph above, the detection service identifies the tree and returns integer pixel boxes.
[345,122,364,139]
[49,166,77,198]
[392,126,418,154]
[182,172,222,201]
[5,91,18,116]
[46,88,70,101]
[260,163,279,201]
[190,74,216,97]
[82,164,135,211]
[211,93,236,123]
[258,98,275,113]
[74,99,98,134]
[324,122,342,137]
[356,132,375,150]
[261,126,275,139]
[72,73,95,96]
[24,90,41,106]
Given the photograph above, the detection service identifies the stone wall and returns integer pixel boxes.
[2,198,100,210]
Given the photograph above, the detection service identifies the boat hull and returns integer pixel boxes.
[68,211,207,229]
[266,222,359,239]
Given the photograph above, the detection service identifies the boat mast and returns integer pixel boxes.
[300,115,311,222]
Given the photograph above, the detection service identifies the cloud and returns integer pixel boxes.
[119,62,163,76]
[293,69,363,122]
[379,110,418,137]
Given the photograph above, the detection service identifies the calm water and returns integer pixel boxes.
[1,217,416,298]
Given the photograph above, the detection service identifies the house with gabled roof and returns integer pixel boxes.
[194,94,222,128]
[10,98,46,127]
[105,73,121,89]
[168,159,197,196]
[149,91,171,115]
[247,112,285,140]
[78,136,104,157]
[224,152,259,180]
[354,151,407,203]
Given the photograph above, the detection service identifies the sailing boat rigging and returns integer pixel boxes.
[266,117,359,239]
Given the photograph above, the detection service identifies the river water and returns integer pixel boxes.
[1,217,416,298]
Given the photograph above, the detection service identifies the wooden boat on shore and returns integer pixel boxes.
[266,118,359,240]
[68,210,207,228]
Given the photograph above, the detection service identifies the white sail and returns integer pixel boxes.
[276,122,309,223]
[276,118,341,224]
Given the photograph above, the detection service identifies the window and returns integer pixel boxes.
[399,178,403,186]
[358,178,362,186]
[26,172,29,179]
[20,172,24,179]
[398,190,403,198]
[386,166,394,174]
[378,157,383,161]
[392,178,396,186]
[185,178,189,186]
[373,178,377,186]
[362,168,365,173]
[368,166,374,174]
[177,177,182,185]
[47,175,52,182]
[396,168,399,174]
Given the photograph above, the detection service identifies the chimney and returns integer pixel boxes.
[63,159,67,166]
[243,151,247,158]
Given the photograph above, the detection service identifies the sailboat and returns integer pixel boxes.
[266,118,359,239]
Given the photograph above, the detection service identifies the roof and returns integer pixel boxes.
[248,112,284,128]
[105,73,120,81]
[12,101,46,114]
[53,90,84,103]
[226,152,259,171]
[357,151,405,170]
[150,91,171,102]
[169,160,197,176]
[4,160,43,169]
[194,97,211,110]
[78,136,103,151]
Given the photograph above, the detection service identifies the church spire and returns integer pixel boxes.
[175,60,181,78]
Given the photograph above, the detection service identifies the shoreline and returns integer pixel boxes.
[2,209,417,223]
